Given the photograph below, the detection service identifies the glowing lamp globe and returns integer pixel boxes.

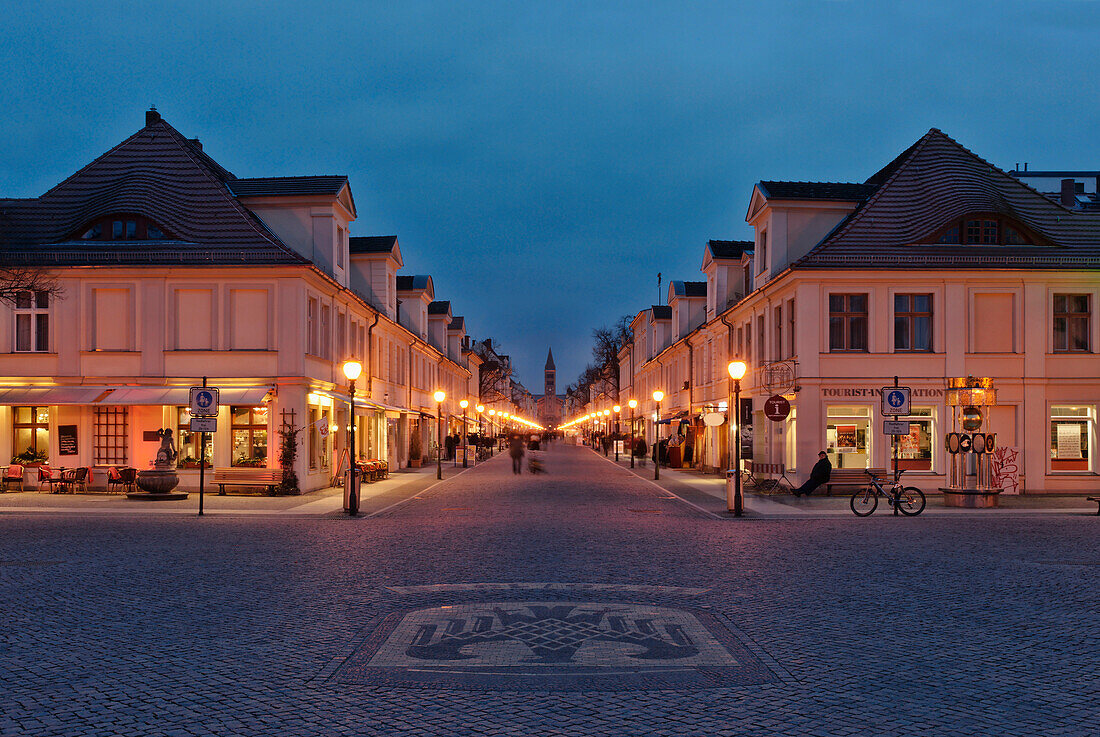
[342,360,363,381]
[727,361,747,381]
[433,390,446,403]
[652,390,664,403]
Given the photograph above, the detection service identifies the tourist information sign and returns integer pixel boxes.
[881,386,911,416]
[763,394,790,421]
[189,386,219,417]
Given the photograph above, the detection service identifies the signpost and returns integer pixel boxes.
[189,380,219,516]
[882,377,909,514]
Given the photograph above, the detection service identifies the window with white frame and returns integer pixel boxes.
[93,407,128,465]
[320,305,331,359]
[336,226,345,268]
[787,298,796,357]
[306,298,317,356]
[1050,405,1093,472]
[14,290,50,352]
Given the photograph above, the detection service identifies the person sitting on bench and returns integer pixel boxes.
[794,451,832,497]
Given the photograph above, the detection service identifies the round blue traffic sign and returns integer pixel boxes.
[196,391,214,408]
[886,390,906,408]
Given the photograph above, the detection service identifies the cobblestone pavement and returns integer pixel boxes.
[0,444,1096,735]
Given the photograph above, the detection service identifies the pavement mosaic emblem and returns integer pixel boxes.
[328,584,782,691]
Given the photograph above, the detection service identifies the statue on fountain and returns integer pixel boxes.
[132,427,186,499]
[154,428,178,470]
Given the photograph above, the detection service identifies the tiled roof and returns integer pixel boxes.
[349,235,398,254]
[0,113,307,266]
[797,129,1100,269]
[651,305,672,320]
[448,316,465,331]
[758,181,878,201]
[670,280,706,298]
[706,240,753,260]
[396,275,432,291]
[428,300,451,315]
[227,176,348,197]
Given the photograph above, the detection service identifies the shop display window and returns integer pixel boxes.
[1050,405,1093,472]
[895,408,934,471]
[826,405,870,469]
[309,404,329,470]
[176,407,213,468]
[231,406,268,467]
[12,406,49,464]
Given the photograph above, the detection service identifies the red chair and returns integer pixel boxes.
[2,464,25,492]
[106,466,124,494]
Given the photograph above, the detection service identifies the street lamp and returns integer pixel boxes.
[342,359,363,516]
[475,404,484,465]
[727,360,748,516]
[652,390,664,480]
[459,399,469,468]
[433,390,446,479]
[628,399,638,468]
[613,405,621,462]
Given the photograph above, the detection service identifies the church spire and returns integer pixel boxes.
[545,348,555,370]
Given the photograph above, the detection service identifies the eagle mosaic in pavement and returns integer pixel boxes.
[405,603,700,664]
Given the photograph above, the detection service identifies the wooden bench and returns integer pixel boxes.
[824,468,886,496]
[213,468,284,495]
[1088,496,1100,515]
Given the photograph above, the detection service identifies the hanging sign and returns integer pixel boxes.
[763,395,790,421]
[190,417,217,433]
[703,412,725,427]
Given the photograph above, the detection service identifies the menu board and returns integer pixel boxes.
[58,424,78,456]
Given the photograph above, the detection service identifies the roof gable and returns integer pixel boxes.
[0,112,306,266]
[797,129,1100,269]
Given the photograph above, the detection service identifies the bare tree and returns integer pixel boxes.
[0,267,62,305]
[473,338,513,404]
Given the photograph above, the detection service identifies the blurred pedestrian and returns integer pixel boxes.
[509,433,525,475]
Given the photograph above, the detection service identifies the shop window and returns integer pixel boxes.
[826,405,870,470]
[1050,406,1092,472]
[14,290,50,352]
[176,407,213,469]
[894,294,933,352]
[231,406,268,467]
[93,407,128,465]
[895,408,934,471]
[12,406,49,464]
[1053,294,1090,353]
[829,294,868,352]
[309,404,330,470]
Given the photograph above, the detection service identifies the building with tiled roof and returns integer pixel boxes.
[0,110,492,493]
[614,128,1100,496]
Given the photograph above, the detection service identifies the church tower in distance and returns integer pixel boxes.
[544,348,556,398]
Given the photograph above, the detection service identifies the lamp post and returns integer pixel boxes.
[459,399,469,468]
[342,359,363,516]
[628,399,637,468]
[652,390,664,480]
[613,405,621,462]
[602,409,610,456]
[727,361,747,516]
[488,409,496,455]
[433,390,446,479]
[475,404,484,466]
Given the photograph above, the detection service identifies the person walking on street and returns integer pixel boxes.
[794,451,832,496]
[509,433,525,475]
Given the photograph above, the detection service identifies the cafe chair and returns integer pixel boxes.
[72,467,89,494]
[1,464,24,492]
[120,467,137,493]
[37,465,59,493]
[106,466,125,494]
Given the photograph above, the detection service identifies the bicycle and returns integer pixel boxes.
[850,469,926,517]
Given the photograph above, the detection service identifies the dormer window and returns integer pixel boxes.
[76,215,171,241]
[933,215,1043,246]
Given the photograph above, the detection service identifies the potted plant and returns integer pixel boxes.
[177,455,209,470]
[408,431,422,468]
[11,447,48,467]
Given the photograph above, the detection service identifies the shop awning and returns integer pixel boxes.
[0,385,273,406]
[97,386,272,406]
[0,386,110,405]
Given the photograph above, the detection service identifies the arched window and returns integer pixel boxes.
[929,214,1045,246]
[73,214,171,241]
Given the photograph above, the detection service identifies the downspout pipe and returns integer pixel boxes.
[365,311,380,397]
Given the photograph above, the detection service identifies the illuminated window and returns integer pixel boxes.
[1050,406,1093,472]
[176,408,213,468]
[12,406,49,464]
[231,406,268,467]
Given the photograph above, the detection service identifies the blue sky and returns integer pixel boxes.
[1,1,1098,389]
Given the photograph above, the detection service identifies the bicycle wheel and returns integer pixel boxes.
[896,487,926,516]
[850,487,878,516]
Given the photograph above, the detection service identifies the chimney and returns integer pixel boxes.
[1061,179,1077,207]
[189,138,202,151]
[145,107,161,126]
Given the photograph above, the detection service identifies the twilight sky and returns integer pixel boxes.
[1,1,1098,390]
